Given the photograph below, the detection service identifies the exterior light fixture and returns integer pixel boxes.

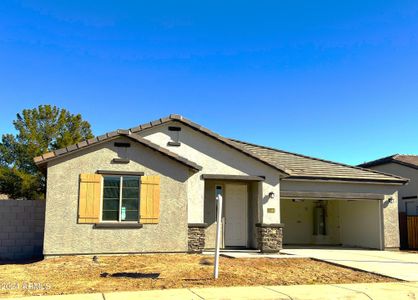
[387,197,394,204]
[268,192,275,199]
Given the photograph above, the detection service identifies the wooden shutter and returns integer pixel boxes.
[78,174,102,224]
[140,176,160,224]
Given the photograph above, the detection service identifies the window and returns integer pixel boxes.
[102,175,140,222]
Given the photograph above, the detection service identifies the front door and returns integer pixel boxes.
[225,184,248,247]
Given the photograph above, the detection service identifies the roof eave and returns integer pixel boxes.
[230,138,408,183]
[391,160,418,171]
[283,176,409,185]
[34,133,202,172]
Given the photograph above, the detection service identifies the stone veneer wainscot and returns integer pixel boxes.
[256,223,284,253]
[188,223,207,253]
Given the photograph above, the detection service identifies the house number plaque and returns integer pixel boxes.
[267,208,275,213]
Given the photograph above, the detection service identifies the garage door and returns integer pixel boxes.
[281,199,382,249]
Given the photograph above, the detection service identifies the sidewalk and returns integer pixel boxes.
[11,282,418,300]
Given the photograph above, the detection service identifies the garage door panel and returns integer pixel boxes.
[339,200,381,249]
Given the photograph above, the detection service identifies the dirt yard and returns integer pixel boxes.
[0,254,396,298]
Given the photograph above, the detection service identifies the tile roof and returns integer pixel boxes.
[229,139,408,184]
[34,130,202,171]
[129,114,292,175]
[34,114,408,184]
[34,114,290,175]
[359,154,418,171]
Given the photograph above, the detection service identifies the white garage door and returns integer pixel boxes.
[281,199,382,249]
[339,200,382,249]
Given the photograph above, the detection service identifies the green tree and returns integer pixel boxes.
[0,105,94,199]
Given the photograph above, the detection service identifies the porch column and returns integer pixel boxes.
[256,180,283,253]
[188,223,208,253]
[256,223,284,253]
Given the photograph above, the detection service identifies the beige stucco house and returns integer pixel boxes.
[34,115,408,257]
[359,155,418,248]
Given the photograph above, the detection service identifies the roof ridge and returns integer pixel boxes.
[228,138,408,181]
[35,114,291,176]
[359,153,418,171]
[129,114,292,175]
[358,154,399,167]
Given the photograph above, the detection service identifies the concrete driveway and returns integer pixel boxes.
[281,247,418,281]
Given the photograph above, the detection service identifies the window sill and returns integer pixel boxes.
[94,223,143,229]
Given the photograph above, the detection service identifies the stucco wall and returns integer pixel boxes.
[139,122,282,224]
[368,163,418,214]
[44,137,190,255]
[282,180,400,249]
[382,192,400,248]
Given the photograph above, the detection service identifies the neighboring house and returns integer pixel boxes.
[0,194,10,200]
[359,155,418,248]
[34,115,407,257]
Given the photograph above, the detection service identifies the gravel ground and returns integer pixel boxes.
[0,254,396,298]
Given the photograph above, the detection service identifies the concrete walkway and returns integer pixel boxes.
[281,248,418,281]
[11,282,418,300]
[202,249,306,259]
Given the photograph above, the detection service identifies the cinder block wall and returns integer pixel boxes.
[0,200,45,260]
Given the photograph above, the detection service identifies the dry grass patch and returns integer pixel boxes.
[0,254,396,298]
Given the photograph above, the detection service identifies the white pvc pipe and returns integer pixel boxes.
[214,194,223,279]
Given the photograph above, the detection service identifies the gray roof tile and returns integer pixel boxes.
[107,131,118,137]
[116,129,129,135]
[140,123,151,130]
[66,144,78,152]
[87,137,97,145]
[34,114,407,183]
[130,126,142,133]
[229,139,407,183]
[150,119,162,126]
[77,141,88,148]
[359,154,418,171]
[42,152,55,160]
[54,148,68,156]
[97,134,107,141]
[34,130,202,171]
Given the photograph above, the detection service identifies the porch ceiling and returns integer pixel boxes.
[281,190,385,201]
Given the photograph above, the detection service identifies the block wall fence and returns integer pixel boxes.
[0,200,45,260]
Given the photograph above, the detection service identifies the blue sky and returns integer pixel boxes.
[0,1,417,165]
